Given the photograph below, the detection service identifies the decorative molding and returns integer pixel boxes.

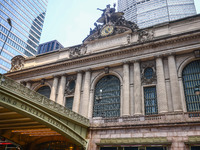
[127,34,131,44]
[104,67,110,74]
[141,61,157,85]
[69,45,87,58]
[6,32,200,80]
[98,137,170,145]
[138,29,154,43]
[65,76,76,95]
[194,50,200,58]
[9,55,25,72]
[40,78,45,85]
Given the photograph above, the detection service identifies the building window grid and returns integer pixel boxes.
[93,75,120,118]
[182,60,200,112]
[36,86,51,99]
[6,0,43,31]
[22,0,45,20]
[0,10,40,43]
[118,0,196,28]
[65,97,74,110]
[27,0,46,16]
[0,25,38,53]
[16,0,44,24]
[144,67,154,79]
[1,2,42,36]
[144,86,158,115]
[0,17,40,44]
[0,32,34,56]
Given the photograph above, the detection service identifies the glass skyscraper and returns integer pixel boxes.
[0,0,48,74]
[118,0,197,28]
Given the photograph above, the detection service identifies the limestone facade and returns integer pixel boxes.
[5,14,200,150]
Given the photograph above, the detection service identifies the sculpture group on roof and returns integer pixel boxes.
[97,4,117,24]
[84,4,138,42]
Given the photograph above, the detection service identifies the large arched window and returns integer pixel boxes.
[93,75,120,118]
[37,86,51,98]
[182,60,200,112]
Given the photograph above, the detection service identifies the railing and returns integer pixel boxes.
[91,112,200,127]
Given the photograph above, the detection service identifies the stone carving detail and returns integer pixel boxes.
[104,66,110,74]
[138,29,154,43]
[9,55,25,72]
[141,61,157,85]
[0,74,89,127]
[69,45,87,58]
[127,34,131,44]
[65,76,76,95]
[83,4,138,42]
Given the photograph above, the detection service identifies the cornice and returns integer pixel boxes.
[6,30,200,80]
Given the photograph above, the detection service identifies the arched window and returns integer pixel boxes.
[37,86,51,98]
[182,60,200,112]
[93,75,120,118]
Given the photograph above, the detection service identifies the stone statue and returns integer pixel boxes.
[97,4,116,24]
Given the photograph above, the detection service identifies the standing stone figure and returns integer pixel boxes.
[97,4,116,24]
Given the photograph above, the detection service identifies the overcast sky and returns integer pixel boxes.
[40,0,200,47]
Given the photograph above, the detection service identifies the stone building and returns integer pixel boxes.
[3,11,200,150]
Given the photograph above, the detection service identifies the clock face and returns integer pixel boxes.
[101,25,114,37]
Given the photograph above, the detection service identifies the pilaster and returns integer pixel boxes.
[168,55,182,112]
[156,56,168,113]
[50,76,59,101]
[81,69,91,117]
[57,74,67,105]
[122,62,130,116]
[72,71,83,113]
[133,60,142,115]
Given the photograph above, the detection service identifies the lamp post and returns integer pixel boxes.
[194,85,200,95]
[95,89,103,116]
[0,18,12,55]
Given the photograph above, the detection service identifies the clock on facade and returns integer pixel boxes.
[101,25,114,37]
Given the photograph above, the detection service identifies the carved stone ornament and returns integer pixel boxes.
[65,76,76,95]
[141,61,157,85]
[9,55,25,72]
[83,4,138,43]
[138,29,154,43]
[69,45,87,58]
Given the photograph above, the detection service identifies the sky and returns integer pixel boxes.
[40,0,200,47]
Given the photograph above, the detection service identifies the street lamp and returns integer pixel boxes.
[194,85,200,95]
[95,89,103,116]
[0,18,12,55]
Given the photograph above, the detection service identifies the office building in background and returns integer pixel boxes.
[0,0,48,74]
[38,40,64,54]
[118,0,197,28]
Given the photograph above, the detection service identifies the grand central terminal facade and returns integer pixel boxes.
[1,8,200,150]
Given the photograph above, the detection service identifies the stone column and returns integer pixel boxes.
[26,82,31,89]
[81,69,91,117]
[80,70,91,117]
[133,61,142,115]
[57,74,67,105]
[72,71,83,113]
[168,55,182,112]
[178,77,187,112]
[50,76,59,101]
[122,62,130,116]
[156,57,168,113]
[88,89,94,118]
